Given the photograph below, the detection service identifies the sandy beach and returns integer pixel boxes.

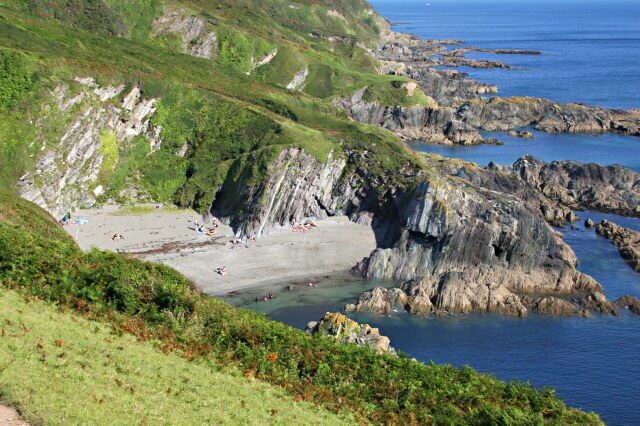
[65,205,376,297]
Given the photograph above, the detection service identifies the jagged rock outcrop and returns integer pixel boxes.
[521,296,585,317]
[350,164,610,317]
[510,156,640,217]
[462,97,640,136]
[306,312,396,355]
[406,68,497,107]
[335,89,483,145]
[431,157,574,226]
[18,78,159,217]
[614,295,640,315]
[152,5,218,59]
[508,130,534,139]
[287,68,309,91]
[596,220,640,271]
[345,287,408,315]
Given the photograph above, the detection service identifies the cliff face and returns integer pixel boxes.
[335,89,483,145]
[17,78,159,217]
[348,165,609,317]
[212,148,354,236]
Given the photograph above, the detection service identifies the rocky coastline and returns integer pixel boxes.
[347,25,640,146]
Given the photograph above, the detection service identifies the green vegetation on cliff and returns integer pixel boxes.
[0,193,602,424]
[0,1,603,423]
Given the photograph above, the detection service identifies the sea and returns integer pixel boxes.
[229,1,640,424]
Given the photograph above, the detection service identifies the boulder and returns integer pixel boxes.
[306,312,396,355]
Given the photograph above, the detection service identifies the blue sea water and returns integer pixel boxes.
[229,2,640,424]
[371,0,640,110]
[415,130,640,172]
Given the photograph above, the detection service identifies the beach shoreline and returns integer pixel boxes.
[64,205,377,297]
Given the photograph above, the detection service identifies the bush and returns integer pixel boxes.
[0,49,33,110]
[98,129,119,182]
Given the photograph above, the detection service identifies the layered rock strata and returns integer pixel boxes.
[18,78,159,217]
[348,171,611,317]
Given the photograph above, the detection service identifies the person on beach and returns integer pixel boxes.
[59,212,71,226]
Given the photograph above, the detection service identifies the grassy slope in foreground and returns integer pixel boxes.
[0,289,349,425]
[0,193,602,424]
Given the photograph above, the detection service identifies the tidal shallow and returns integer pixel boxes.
[415,130,640,172]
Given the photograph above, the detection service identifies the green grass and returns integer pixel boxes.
[0,289,350,425]
[0,193,603,425]
[110,204,184,216]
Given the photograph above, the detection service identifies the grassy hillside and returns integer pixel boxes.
[0,194,602,424]
[0,1,604,423]
[0,0,430,208]
[0,289,349,425]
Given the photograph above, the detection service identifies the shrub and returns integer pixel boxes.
[0,49,33,110]
[98,129,119,182]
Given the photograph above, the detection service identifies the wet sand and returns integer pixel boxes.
[66,205,376,297]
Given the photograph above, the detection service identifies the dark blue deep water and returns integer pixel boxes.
[371,0,640,109]
[229,2,640,424]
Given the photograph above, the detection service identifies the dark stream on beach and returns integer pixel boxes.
[231,1,640,424]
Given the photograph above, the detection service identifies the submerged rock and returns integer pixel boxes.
[508,130,534,139]
[614,295,640,315]
[306,312,396,355]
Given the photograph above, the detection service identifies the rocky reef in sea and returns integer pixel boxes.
[596,220,640,272]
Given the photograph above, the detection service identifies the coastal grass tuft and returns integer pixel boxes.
[0,193,603,425]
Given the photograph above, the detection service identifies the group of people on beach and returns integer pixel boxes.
[194,217,218,236]
[291,219,317,233]
[215,266,228,276]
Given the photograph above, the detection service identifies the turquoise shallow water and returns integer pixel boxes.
[230,2,640,423]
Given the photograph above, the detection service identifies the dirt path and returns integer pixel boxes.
[0,404,27,425]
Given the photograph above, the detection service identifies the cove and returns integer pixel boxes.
[225,211,640,425]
